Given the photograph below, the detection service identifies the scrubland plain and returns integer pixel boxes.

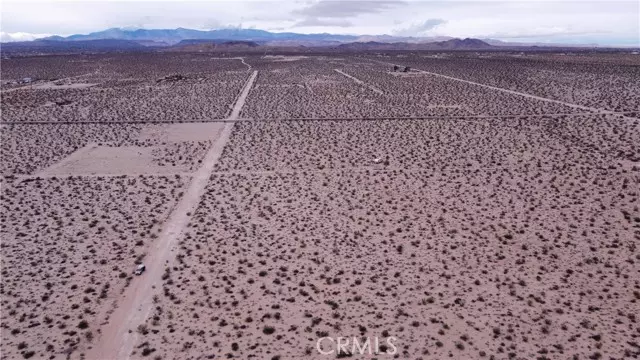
[1,52,639,360]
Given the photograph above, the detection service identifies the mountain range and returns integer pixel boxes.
[0,27,609,55]
[335,38,493,51]
[36,27,607,48]
[41,28,361,46]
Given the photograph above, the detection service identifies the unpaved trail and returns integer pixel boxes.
[0,111,634,126]
[86,124,234,360]
[1,77,84,93]
[334,69,385,95]
[15,171,193,181]
[230,70,258,119]
[86,71,258,360]
[238,57,252,70]
[210,162,612,177]
[416,68,611,114]
[379,60,619,115]
[1,67,103,93]
[31,82,98,90]
[210,57,252,70]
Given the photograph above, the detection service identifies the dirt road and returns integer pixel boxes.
[378,60,619,115]
[210,57,252,70]
[229,70,258,119]
[334,69,385,95]
[86,70,258,360]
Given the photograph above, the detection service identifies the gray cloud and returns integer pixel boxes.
[393,18,446,36]
[1,1,636,46]
[293,0,406,18]
[293,17,353,28]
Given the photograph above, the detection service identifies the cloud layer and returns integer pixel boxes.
[1,0,638,46]
[1,32,52,42]
[293,17,353,28]
[293,0,407,18]
[393,18,447,37]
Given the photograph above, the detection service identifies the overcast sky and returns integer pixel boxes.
[1,0,639,46]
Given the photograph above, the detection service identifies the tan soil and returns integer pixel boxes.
[1,53,638,360]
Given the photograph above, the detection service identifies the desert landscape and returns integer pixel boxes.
[1,51,639,360]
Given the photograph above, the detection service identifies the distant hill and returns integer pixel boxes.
[173,39,261,46]
[0,39,148,55]
[170,40,262,52]
[0,37,495,56]
[39,28,359,45]
[2,27,615,55]
[336,38,493,51]
[481,38,599,48]
[167,38,494,52]
[36,28,496,48]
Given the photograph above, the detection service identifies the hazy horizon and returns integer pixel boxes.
[2,0,639,46]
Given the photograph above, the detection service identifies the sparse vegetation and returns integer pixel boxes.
[2,52,638,360]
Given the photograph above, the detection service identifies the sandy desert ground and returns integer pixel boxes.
[1,52,639,360]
